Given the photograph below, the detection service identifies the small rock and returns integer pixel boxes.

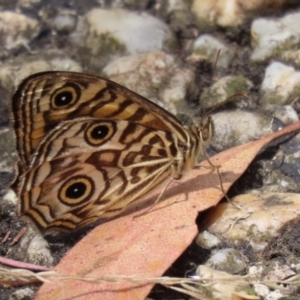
[159,0,193,33]
[280,49,300,68]
[3,189,18,206]
[252,283,274,299]
[0,128,17,172]
[103,51,194,115]
[192,34,234,69]
[16,227,54,267]
[191,0,294,29]
[191,0,246,28]
[26,233,54,267]
[111,0,150,10]
[278,133,300,189]
[200,192,300,252]
[9,287,35,300]
[53,11,77,33]
[164,0,188,11]
[200,75,253,110]
[0,83,9,126]
[212,110,273,151]
[260,61,300,105]
[206,248,247,273]
[251,11,300,62]
[249,262,294,299]
[17,0,42,10]
[196,230,222,249]
[272,105,299,125]
[0,51,82,90]
[196,265,253,300]
[71,8,176,70]
[0,11,40,57]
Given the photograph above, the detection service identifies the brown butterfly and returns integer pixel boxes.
[10,71,213,231]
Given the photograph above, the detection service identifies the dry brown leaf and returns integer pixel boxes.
[35,121,300,300]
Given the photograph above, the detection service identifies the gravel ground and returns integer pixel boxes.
[1,0,300,299]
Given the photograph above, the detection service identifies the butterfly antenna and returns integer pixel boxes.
[212,49,221,79]
[203,49,248,119]
[204,92,248,118]
[203,49,221,111]
[200,49,245,209]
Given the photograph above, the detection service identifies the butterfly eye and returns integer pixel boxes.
[201,129,209,141]
[51,85,80,109]
[199,116,213,143]
[59,175,94,205]
[85,121,116,146]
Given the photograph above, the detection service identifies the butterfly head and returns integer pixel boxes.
[183,115,214,173]
[198,115,214,152]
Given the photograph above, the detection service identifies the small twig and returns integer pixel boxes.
[226,213,252,233]
[0,257,50,272]
[9,227,27,246]
[1,231,11,244]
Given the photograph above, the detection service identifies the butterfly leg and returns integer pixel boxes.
[153,177,174,205]
[202,154,241,210]
[133,177,175,218]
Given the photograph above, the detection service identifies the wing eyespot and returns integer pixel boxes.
[51,85,80,109]
[58,175,94,206]
[84,121,116,146]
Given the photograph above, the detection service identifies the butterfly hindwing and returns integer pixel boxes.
[18,118,179,231]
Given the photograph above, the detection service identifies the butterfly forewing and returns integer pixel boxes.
[11,72,188,171]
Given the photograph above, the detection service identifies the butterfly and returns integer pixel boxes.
[10,71,213,232]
